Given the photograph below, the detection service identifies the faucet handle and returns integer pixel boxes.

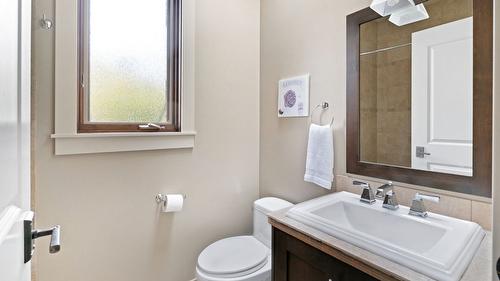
[352,180,370,187]
[414,193,440,203]
[352,180,375,204]
[409,193,440,217]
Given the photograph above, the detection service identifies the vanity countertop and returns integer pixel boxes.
[269,208,491,281]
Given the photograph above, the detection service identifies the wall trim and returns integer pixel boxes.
[51,132,196,155]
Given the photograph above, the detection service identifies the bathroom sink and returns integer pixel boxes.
[286,192,485,281]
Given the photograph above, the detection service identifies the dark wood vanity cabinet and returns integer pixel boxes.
[272,228,378,281]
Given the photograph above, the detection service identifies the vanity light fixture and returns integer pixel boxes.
[370,0,429,26]
[370,0,415,17]
[389,4,429,26]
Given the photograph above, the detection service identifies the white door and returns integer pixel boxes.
[0,0,32,280]
[411,17,473,176]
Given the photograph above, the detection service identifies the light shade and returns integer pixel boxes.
[370,0,416,17]
[389,4,429,26]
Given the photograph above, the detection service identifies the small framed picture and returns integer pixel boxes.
[278,74,310,118]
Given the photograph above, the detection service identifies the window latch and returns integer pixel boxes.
[138,123,166,130]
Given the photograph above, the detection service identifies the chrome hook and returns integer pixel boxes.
[41,14,53,30]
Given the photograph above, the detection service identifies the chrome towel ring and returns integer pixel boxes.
[310,102,334,126]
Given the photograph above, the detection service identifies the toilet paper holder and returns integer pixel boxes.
[155,193,187,204]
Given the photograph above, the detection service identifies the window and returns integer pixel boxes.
[78,0,181,133]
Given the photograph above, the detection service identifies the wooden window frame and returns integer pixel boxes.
[77,0,181,133]
[346,0,493,198]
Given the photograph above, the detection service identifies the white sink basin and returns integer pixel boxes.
[286,192,485,281]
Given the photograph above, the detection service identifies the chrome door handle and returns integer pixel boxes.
[24,212,61,263]
[32,225,61,254]
[416,146,431,158]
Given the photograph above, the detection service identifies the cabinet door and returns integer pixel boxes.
[272,228,379,281]
[287,253,336,281]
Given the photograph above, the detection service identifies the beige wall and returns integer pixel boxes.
[32,1,260,281]
[260,0,492,230]
[260,0,371,203]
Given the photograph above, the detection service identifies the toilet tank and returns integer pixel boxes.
[253,197,293,248]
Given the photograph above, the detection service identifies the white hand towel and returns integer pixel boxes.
[304,124,334,189]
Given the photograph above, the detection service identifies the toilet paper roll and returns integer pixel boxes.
[162,194,184,213]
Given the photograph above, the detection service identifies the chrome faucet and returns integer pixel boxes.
[375,182,393,199]
[353,180,376,204]
[409,193,440,218]
[382,190,399,210]
[375,181,399,210]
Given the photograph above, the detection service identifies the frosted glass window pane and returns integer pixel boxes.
[88,0,168,123]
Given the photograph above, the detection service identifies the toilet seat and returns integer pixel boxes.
[197,236,269,278]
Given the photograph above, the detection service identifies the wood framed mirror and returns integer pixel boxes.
[346,0,492,197]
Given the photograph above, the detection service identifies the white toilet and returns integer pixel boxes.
[196,198,293,281]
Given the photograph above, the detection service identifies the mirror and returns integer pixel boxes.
[346,0,492,197]
[359,0,472,176]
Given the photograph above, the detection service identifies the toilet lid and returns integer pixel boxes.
[197,236,269,278]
